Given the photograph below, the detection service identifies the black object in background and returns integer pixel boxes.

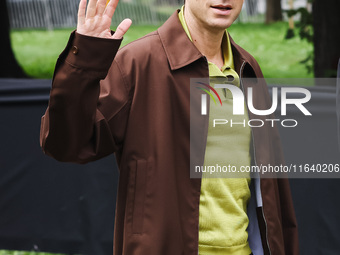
[337,58,340,151]
[0,79,119,255]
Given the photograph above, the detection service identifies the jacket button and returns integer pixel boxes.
[71,46,79,55]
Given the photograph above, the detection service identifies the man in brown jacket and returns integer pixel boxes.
[40,0,299,254]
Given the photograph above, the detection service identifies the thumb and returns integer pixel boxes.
[112,19,132,39]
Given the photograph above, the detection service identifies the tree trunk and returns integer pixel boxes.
[0,0,27,78]
[266,0,283,23]
[313,0,340,78]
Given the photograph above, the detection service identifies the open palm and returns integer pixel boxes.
[77,0,131,39]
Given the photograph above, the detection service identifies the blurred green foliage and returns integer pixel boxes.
[0,251,65,255]
[283,1,313,73]
[10,22,313,79]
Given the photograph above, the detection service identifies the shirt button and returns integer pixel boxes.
[71,46,79,55]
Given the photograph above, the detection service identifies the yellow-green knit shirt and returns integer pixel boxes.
[179,6,252,255]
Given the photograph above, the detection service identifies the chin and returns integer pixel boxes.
[210,20,233,30]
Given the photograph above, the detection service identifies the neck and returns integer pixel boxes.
[184,7,225,68]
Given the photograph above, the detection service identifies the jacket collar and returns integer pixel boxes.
[157,10,255,76]
[157,10,203,70]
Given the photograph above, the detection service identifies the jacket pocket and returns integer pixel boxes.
[131,159,147,234]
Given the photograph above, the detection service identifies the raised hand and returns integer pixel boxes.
[77,0,132,39]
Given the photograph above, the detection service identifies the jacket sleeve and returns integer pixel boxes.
[40,31,131,163]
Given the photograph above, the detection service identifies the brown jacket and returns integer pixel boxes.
[40,11,299,255]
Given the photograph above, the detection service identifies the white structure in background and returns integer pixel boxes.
[238,0,308,22]
[7,0,308,29]
[255,0,308,13]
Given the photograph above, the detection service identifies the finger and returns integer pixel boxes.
[96,0,107,16]
[112,18,132,39]
[86,0,97,19]
[77,0,87,26]
[103,0,119,20]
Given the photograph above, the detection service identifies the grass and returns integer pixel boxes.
[228,22,313,79]
[0,251,65,255]
[10,22,313,79]
[10,25,159,79]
